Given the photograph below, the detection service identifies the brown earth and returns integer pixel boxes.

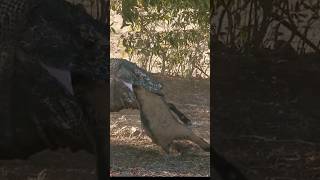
[110,74,210,177]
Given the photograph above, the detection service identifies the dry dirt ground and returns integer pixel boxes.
[110,74,210,177]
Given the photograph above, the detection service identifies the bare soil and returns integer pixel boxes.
[110,74,210,177]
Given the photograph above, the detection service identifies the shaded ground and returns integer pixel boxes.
[214,53,320,180]
[0,149,96,180]
[110,75,210,177]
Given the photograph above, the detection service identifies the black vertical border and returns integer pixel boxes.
[106,0,111,178]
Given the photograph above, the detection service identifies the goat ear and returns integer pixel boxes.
[40,62,74,95]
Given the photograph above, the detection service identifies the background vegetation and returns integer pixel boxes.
[213,0,320,55]
[111,0,210,78]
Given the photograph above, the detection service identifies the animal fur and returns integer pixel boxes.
[110,76,191,125]
[132,84,210,153]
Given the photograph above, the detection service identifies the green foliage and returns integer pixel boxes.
[111,0,210,78]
